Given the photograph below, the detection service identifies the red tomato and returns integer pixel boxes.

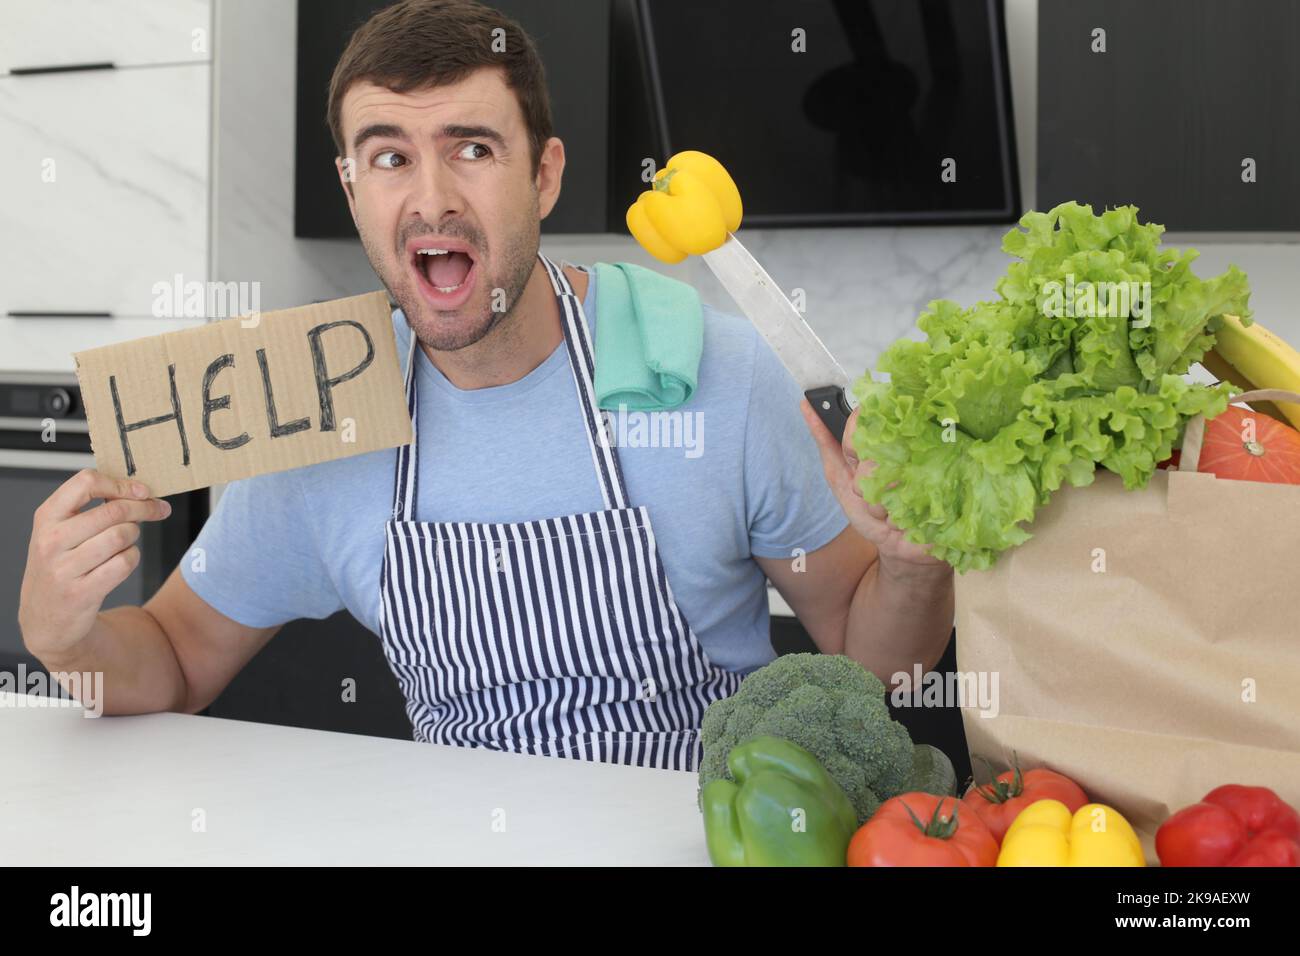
[961,761,1089,844]
[847,793,998,867]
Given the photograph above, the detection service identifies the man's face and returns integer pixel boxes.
[336,67,561,351]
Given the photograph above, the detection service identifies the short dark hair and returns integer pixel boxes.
[326,0,554,177]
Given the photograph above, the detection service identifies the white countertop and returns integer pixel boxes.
[0,691,709,866]
[767,585,795,618]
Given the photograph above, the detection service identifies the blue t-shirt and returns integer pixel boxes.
[180,264,848,675]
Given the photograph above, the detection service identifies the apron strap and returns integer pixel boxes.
[391,329,420,521]
[539,253,629,511]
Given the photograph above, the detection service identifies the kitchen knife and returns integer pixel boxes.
[625,150,857,442]
[702,234,856,441]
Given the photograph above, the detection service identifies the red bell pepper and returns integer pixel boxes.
[1156,785,1300,867]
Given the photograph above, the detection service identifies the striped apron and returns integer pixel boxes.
[377,253,742,771]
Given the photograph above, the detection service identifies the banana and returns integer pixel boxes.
[1203,314,1300,429]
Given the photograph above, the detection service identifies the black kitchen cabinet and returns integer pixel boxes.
[1038,0,1300,230]
[203,610,412,740]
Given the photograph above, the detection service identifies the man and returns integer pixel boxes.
[19,0,953,770]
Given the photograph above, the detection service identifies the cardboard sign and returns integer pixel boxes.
[73,290,413,496]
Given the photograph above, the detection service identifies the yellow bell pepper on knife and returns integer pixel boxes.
[626,150,743,263]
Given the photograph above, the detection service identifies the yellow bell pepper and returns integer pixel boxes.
[997,799,1146,867]
[625,150,743,264]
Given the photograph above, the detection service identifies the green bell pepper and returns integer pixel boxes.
[701,736,857,867]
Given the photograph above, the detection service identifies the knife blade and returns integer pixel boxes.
[702,233,857,441]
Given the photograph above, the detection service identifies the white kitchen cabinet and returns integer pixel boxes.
[0,0,211,73]
[0,63,209,320]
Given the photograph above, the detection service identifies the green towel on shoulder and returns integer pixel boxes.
[592,261,703,412]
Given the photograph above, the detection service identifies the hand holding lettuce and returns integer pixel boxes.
[853,202,1253,572]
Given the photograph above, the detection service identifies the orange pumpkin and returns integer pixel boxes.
[1197,406,1300,485]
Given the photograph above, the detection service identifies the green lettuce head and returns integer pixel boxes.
[852,202,1251,573]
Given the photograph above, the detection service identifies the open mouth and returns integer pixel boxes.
[411,244,478,308]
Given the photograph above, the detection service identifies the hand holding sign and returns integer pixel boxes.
[19,470,171,661]
[72,291,413,496]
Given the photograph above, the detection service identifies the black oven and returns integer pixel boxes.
[0,371,208,671]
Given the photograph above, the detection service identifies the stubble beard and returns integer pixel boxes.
[359,197,541,354]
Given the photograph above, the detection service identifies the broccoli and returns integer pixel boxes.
[700,653,914,824]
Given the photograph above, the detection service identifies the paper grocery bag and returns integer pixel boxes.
[955,389,1300,861]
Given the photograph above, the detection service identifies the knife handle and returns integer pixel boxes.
[805,385,855,445]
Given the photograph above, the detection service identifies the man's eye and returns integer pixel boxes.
[458,142,491,161]
[373,150,407,169]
